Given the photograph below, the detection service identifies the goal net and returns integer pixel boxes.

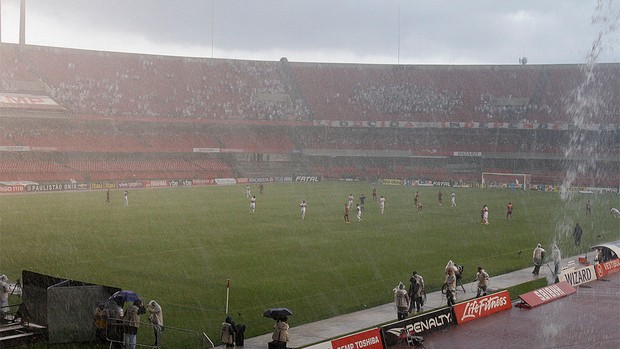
[481,172,530,190]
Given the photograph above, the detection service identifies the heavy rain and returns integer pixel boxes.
[0,1,619,349]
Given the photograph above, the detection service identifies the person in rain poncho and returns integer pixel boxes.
[0,275,11,319]
[271,316,290,348]
[393,282,410,320]
[532,243,546,275]
[475,267,490,298]
[221,316,235,348]
[408,271,425,313]
[444,268,457,306]
[123,299,146,349]
[445,260,459,277]
[147,300,164,348]
[552,244,562,280]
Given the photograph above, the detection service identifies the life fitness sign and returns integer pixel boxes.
[595,258,620,278]
[331,328,383,349]
[452,290,512,325]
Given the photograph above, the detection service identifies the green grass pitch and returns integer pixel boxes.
[1,182,618,348]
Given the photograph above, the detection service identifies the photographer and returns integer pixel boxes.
[394,282,410,320]
[408,271,425,313]
[271,317,289,349]
[445,260,459,276]
[123,299,146,349]
[475,267,490,297]
[532,243,546,275]
[444,268,457,306]
[0,275,10,321]
[147,300,164,348]
[445,260,464,291]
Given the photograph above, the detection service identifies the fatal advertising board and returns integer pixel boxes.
[452,290,512,325]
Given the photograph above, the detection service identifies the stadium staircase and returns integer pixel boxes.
[0,314,47,348]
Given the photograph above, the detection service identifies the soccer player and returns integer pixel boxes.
[611,207,620,218]
[347,194,354,208]
[246,185,251,198]
[259,182,264,195]
[300,200,307,219]
[506,202,513,219]
[249,195,256,214]
[124,191,129,207]
[379,195,385,214]
[355,204,362,222]
[586,200,592,217]
[451,192,456,207]
[106,189,111,204]
[344,204,350,223]
[437,191,443,205]
[413,191,419,207]
[416,201,423,213]
[372,187,377,201]
[482,205,489,225]
[359,194,366,211]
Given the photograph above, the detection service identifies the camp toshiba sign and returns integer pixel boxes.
[453,290,512,325]
[331,328,383,349]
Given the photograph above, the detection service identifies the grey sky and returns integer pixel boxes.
[0,0,618,64]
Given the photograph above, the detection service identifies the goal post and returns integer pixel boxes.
[481,172,530,190]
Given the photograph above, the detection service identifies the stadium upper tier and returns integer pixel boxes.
[1,43,619,123]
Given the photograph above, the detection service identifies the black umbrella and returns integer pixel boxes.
[263,307,293,320]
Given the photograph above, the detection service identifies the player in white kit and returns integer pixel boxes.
[300,200,307,219]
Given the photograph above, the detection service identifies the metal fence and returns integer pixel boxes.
[105,318,215,349]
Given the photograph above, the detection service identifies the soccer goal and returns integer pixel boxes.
[481,172,531,190]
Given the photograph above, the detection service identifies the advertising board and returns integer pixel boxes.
[380,307,453,347]
[518,281,576,309]
[452,290,512,325]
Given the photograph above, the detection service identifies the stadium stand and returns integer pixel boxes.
[0,43,618,186]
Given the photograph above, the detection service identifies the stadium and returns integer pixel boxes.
[1,2,619,349]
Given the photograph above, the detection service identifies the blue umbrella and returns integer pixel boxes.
[110,290,141,303]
